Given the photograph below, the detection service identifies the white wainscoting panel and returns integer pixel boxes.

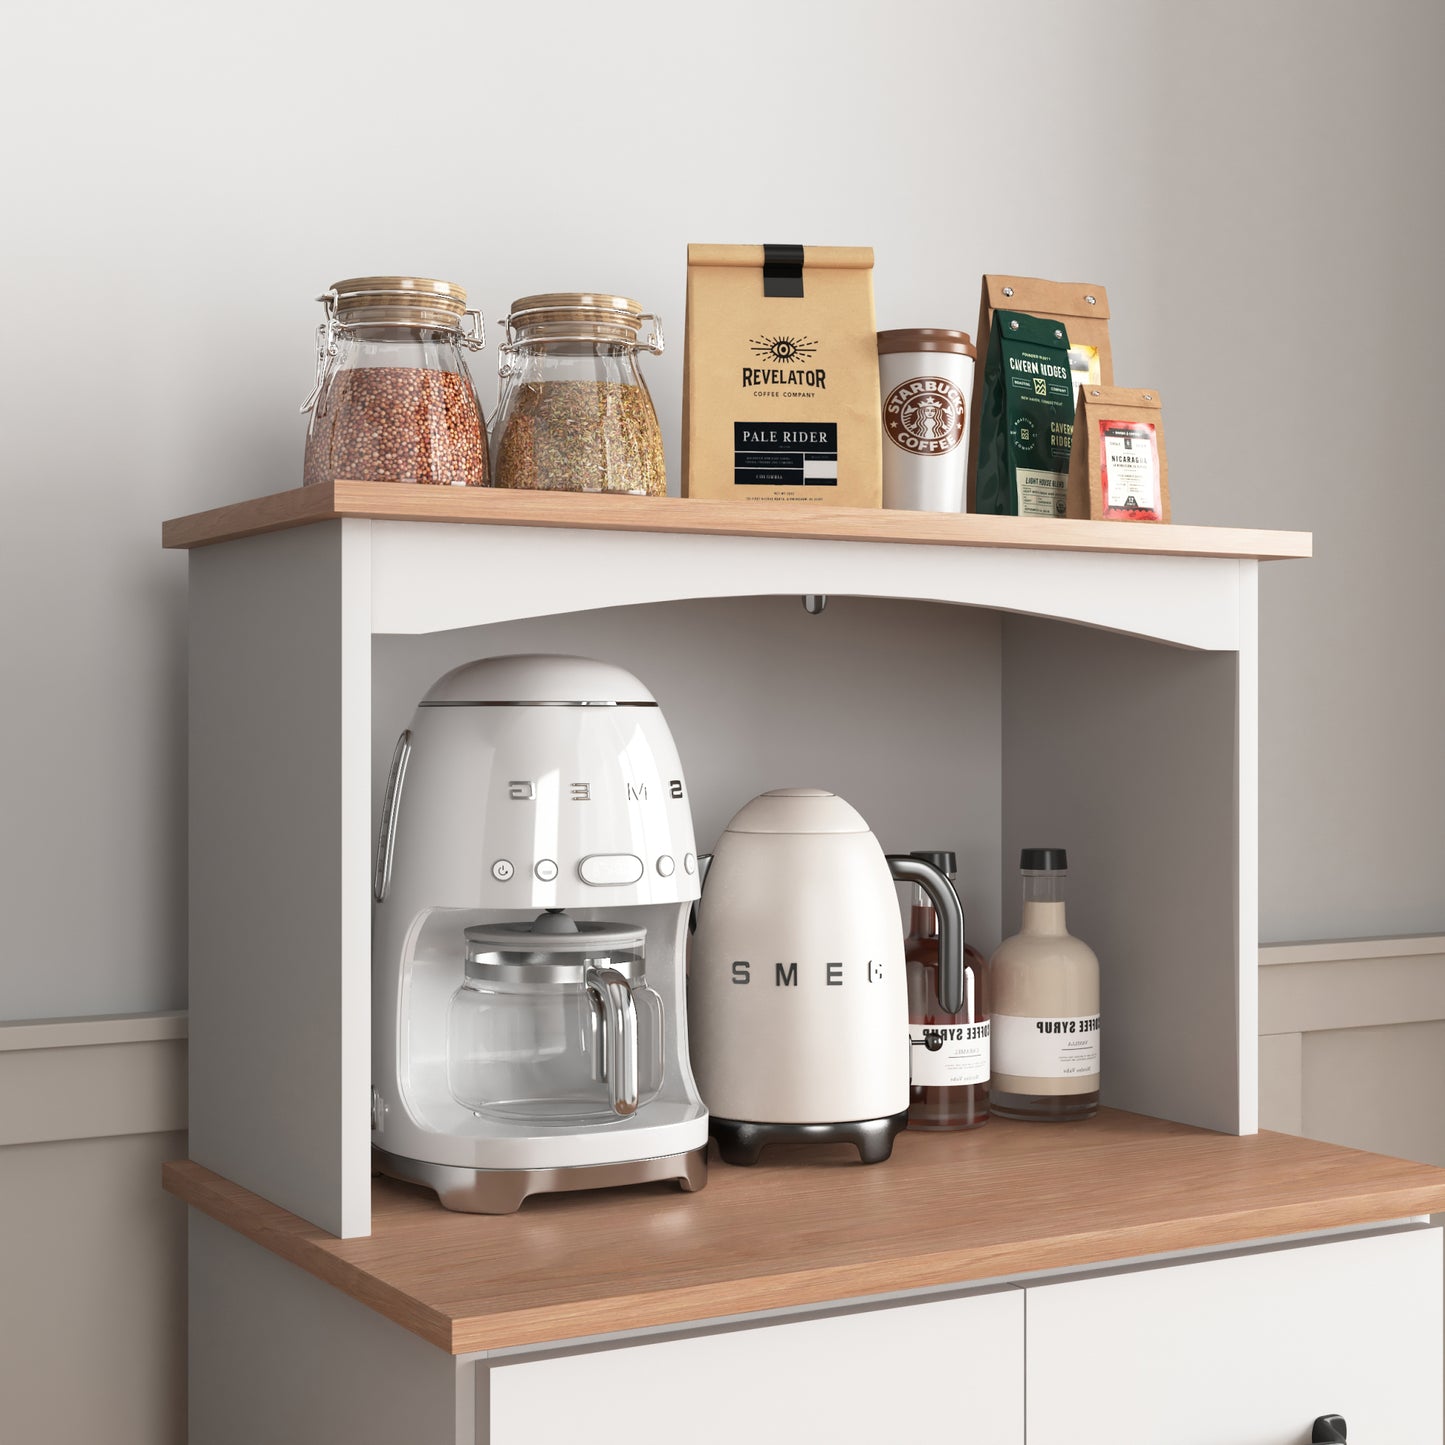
[1259,936,1445,1167]
[0,1013,188,1445]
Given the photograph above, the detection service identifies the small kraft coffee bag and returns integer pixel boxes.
[975,311,1075,517]
[1066,386,1171,521]
[682,244,882,505]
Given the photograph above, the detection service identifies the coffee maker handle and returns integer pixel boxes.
[886,855,966,1014]
[687,853,713,935]
[585,966,639,1117]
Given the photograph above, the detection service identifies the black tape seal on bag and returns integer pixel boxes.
[763,244,805,298]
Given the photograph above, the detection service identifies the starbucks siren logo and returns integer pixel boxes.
[884,376,966,455]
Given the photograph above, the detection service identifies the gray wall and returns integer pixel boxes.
[2,0,1442,1019]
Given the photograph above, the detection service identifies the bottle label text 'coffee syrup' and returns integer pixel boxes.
[991,1014,1100,1079]
[909,1020,990,1088]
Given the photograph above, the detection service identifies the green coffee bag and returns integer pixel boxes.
[975,310,1075,516]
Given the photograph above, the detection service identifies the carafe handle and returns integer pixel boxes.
[886,855,966,1014]
[585,966,638,1117]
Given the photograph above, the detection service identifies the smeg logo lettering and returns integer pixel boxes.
[508,779,686,802]
[729,960,876,987]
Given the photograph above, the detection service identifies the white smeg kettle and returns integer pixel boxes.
[688,788,963,1165]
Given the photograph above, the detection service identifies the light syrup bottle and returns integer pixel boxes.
[905,851,990,1130]
[989,849,1100,1121]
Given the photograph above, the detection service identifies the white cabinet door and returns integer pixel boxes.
[490,1287,1023,1445]
[1026,1227,1443,1445]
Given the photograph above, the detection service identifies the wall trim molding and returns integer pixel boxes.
[0,1009,188,1050]
[1258,936,1445,1141]
[1259,934,1445,967]
[0,1010,187,1147]
[1259,937,1445,1037]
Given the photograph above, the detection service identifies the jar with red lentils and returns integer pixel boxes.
[301,276,490,486]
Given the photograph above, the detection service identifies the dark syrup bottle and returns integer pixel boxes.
[905,851,990,1130]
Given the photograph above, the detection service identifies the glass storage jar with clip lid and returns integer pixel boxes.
[492,293,667,495]
[301,275,490,486]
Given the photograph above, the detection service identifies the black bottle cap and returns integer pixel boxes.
[1020,848,1068,871]
[909,850,957,875]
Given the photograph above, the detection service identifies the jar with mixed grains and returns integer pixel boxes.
[301,276,490,486]
[492,294,667,495]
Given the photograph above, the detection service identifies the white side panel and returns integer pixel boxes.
[1002,616,1243,1132]
[188,520,372,1236]
[1025,1228,1444,1444]
[1235,560,1259,1132]
[370,521,1243,651]
[188,1213,471,1445]
[489,1288,1024,1445]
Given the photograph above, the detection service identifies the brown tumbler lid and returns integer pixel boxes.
[877,327,976,358]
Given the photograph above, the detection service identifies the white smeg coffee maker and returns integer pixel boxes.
[371,654,709,1213]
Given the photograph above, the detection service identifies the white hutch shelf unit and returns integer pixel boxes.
[162,484,1445,1443]
[170,483,1303,1240]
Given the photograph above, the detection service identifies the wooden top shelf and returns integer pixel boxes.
[162,481,1312,560]
[163,1110,1444,1355]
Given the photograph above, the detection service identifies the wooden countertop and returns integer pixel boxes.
[161,480,1313,558]
[164,1110,1445,1354]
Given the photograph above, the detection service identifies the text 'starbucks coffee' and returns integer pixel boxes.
[683,244,882,505]
[877,328,975,512]
[975,311,1075,518]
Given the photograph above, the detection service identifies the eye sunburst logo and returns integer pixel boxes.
[750,335,818,364]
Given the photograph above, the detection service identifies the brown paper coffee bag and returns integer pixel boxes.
[682,244,882,505]
[1066,386,1170,522]
[966,276,1112,509]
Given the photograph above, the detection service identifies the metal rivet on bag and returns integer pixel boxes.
[1086,295,1097,305]
[1144,393,1153,400]
[1009,318,1019,330]
[1003,286,1014,297]
[1054,329,1064,339]
[1091,388,1101,397]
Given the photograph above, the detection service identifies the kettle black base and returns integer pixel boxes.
[709,1112,909,1167]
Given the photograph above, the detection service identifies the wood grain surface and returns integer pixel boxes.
[162,1110,1445,1354]
[161,481,1313,559]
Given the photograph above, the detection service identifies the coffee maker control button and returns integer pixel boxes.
[491,859,515,882]
[656,855,675,877]
[534,859,558,882]
[683,852,697,874]
[578,853,644,886]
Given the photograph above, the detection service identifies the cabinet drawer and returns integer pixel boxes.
[490,1287,1023,1445]
[1025,1227,1443,1444]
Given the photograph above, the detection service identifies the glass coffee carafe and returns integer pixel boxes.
[449,913,664,1125]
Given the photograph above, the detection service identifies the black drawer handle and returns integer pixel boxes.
[1312,1415,1347,1443]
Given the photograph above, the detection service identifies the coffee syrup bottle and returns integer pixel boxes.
[906,851,990,1130]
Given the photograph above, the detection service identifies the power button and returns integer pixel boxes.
[491,859,515,882]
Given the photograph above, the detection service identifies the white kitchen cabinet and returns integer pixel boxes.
[1025,1227,1443,1444]
[489,1287,1024,1445]
[162,488,1445,1445]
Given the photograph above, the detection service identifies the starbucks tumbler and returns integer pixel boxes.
[877,329,976,511]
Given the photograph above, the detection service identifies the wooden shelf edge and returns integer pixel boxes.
[162,481,1313,561]
[166,1124,1445,1357]
[443,1190,1445,1354]
[162,1160,456,1353]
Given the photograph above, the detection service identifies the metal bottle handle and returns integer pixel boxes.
[585,966,638,1116]
[886,855,966,1013]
